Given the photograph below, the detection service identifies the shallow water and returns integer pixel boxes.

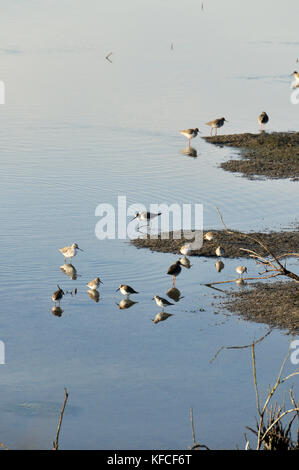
[0,0,299,449]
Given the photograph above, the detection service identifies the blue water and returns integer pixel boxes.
[0,0,298,449]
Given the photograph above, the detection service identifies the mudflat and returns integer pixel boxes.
[203,132,299,181]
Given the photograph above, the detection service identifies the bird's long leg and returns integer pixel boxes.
[210,127,212,136]
[173,276,176,287]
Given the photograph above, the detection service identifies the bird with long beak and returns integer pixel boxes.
[236,266,247,277]
[86,277,103,290]
[116,284,139,297]
[52,285,65,306]
[180,128,201,148]
[59,243,83,263]
[206,117,228,136]
[131,211,161,222]
[153,295,174,311]
[167,259,182,287]
[131,211,162,230]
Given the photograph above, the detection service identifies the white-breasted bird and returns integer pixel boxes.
[59,243,83,263]
[215,246,225,257]
[180,128,201,147]
[291,70,299,88]
[206,117,228,136]
[236,266,247,277]
[86,277,103,290]
[180,243,192,256]
[203,231,214,241]
[153,295,174,311]
[116,284,139,297]
[131,211,161,223]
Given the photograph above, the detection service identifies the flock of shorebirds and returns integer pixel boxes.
[51,70,299,320]
[180,112,268,150]
[180,71,299,148]
[52,231,248,322]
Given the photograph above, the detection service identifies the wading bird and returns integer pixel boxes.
[180,128,200,148]
[167,260,182,287]
[153,295,174,311]
[258,112,269,130]
[203,231,214,241]
[215,246,225,257]
[116,284,139,297]
[291,71,299,88]
[86,277,103,290]
[206,117,228,136]
[52,285,65,306]
[59,243,83,263]
[236,266,247,277]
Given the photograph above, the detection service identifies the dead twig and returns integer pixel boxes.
[205,273,281,289]
[53,388,69,450]
[188,407,210,450]
[105,52,113,63]
[210,329,272,364]
[215,207,299,283]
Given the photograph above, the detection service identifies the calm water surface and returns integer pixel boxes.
[0,0,298,449]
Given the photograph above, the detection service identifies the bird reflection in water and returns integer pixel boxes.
[215,260,225,272]
[60,263,78,280]
[181,146,197,158]
[235,278,246,287]
[152,312,174,324]
[166,287,183,302]
[118,299,138,309]
[52,306,63,317]
[179,256,192,269]
[87,289,100,303]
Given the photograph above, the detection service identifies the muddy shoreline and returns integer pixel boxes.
[221,281,299,334]
[203,132,299,181]
[131,229,299,258]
